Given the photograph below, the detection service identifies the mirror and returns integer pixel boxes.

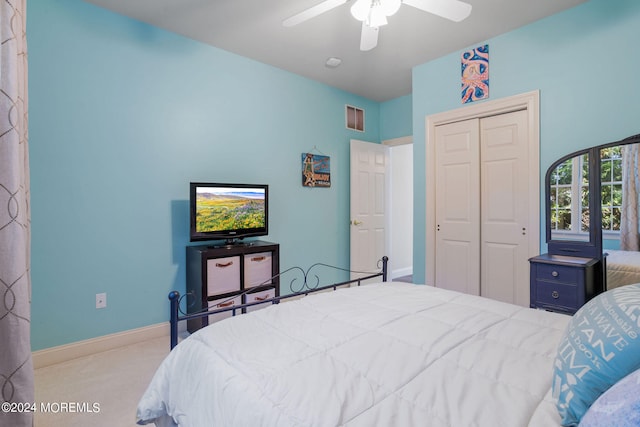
[545,134,640,289]
[546,146,599,258]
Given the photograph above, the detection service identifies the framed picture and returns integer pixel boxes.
[302,153,331,187]
[461,44,489,103]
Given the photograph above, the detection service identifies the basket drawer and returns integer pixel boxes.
[207,296,242,324]
[244,252,273,288]
[207,256,241,296]
[245,288,276,313]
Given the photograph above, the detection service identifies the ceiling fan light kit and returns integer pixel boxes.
[350,0,402,27]
[283,0,472,51]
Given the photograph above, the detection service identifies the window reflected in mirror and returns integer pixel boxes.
[550,153,590,241]
[600,145,622,233]
[548,141,640,247]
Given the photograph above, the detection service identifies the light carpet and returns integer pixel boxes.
[34,336,169,427]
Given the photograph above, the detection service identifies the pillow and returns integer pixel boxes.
[579,367,640,426]
[552,283,640,426]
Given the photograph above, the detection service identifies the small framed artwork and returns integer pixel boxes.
[461,44,489,104]
[302,153,331,187]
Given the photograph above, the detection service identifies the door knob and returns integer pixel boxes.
[351,220,363,226]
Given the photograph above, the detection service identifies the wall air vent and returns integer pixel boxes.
[346,105,364,132]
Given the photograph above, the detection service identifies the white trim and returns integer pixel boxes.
[391,266,413,279]
[383,136,412,146]
[425,90,540,285]
[32,323,172,369]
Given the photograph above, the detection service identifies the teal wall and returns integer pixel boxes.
[380,94,412,140]
[412,0,640,283]
[28,0,384,350]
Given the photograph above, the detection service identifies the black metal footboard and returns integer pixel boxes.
[168,256,388,349]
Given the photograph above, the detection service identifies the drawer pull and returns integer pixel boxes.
[552,291,560,299]
[251,256,266,262]
[254,295,269,301]
[215,261,234,268]
[217,300,235,308]
[551,271,559,277]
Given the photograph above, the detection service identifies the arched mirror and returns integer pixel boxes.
[545,133,640,289]
[546,148,600,259]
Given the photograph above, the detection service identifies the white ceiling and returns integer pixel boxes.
[83,0,587,102]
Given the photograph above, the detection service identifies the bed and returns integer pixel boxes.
[136,258,640,427]
[605,249,640,290]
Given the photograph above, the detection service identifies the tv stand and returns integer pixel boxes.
[186,240,280,332]
[208,238,260,249]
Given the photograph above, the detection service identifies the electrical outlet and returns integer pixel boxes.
[96,293,107,309]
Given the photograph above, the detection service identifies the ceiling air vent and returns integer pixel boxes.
[346,105,364,132]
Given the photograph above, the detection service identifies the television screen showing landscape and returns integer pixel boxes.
[195,186,266,232]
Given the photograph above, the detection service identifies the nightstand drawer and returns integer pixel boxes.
[536,281,578,309]
[535,264,578,284]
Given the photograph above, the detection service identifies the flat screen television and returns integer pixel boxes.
[190,182,268,243]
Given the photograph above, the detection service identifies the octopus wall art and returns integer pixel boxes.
[461,44,489,104]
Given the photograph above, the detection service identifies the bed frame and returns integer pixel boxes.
[168,256,389,349]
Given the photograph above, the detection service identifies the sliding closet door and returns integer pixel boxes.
[434,119,481,295]
[480,110,530,306]
[434,110,532,306]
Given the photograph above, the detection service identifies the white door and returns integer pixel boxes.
[434,119,481,295]
[350,140,390,281]
[480,110,530,305]
[434,110,533,306]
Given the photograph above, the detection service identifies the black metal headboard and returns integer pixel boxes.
[168,256,389,349]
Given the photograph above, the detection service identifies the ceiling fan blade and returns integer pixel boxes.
[402,0,472,22]
[360,23,379,51]
[283,0,349,27]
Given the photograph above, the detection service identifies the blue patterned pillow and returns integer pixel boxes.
[579,368,640,426]
[552,283,640,426]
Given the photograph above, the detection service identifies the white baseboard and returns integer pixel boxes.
[391,267,412,279]
[33,322,172,369]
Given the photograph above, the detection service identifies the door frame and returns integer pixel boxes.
[383,136,413,280]
[425,90,540,286]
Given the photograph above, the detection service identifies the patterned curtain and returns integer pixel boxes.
[0,1,32,426]
[620,144,640,251]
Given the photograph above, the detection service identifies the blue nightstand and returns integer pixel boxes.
[529,254,600,314]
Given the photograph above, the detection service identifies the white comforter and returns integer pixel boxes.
[137,282,568,426]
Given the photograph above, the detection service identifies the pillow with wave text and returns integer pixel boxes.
[552,283,640,426]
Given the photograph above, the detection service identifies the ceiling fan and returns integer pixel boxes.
[283,0,472,51]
